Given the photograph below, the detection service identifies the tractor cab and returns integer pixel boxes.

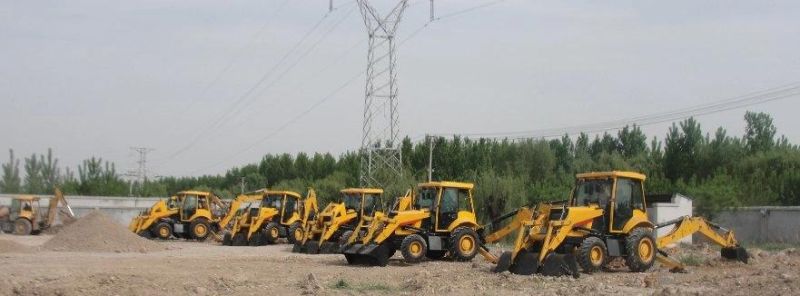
[570,171,649,234]
[177,191,215,222]
[10,196,41,221]
[414,182,476,233]
[258,191,302,225]
[339,188,383,219]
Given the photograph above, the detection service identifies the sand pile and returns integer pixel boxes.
[0,239,33,253]
[43,210,166,253]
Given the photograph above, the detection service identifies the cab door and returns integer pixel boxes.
[610,177,646,232]
[181,195,198,221]
[281,195,297,224]
[436,187,469,232]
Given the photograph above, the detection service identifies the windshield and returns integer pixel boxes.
[415,187,438,210]
[182,195,198,211]
[362,193,381,216]
[572,179,612,208]
[342,193,361,210]
[262,194,283,209]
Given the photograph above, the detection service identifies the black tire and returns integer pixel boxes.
[13,218,32,235]
[249,231,266,246]
[189,218,211,241]
[400,234,427,263]
[263,222,280,244]
[426,250,447,260]
[577,236,607,273]
[222,232,233,246]
[448,227,479,261]
[232,233,247,246]
[287,222,303,245]
[625,227,657,272]
[339,230,354,246]
[151,221,172,240]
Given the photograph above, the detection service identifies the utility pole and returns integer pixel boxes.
[126,147,155,196]
[427,135,435,182]
[356,0,409,188]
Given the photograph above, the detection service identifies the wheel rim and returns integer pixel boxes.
[459,235,475,253]
[271,227,279,238]
[590,245,604,265]
[195,224,207,236]
[294,229,303,241]
[159,227,169,237]
[409,241,423,256]
[15,223,25,234]
[638,238,654,261]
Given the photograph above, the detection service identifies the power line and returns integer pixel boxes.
[424,83,800,140]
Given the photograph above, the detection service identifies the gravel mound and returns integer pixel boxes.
[43,210,166,253]
[0,239,32,253]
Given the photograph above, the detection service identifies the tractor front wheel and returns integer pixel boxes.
[151,222,172,240]
[577,236,607,273]
[13,218,32,235]
[263,222,280,244]
[287,222,303,245]
[400,234,427,263]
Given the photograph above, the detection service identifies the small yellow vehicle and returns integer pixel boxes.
[478,171,748,277]
[0,188,74,235]
[293,188,384,254]
[129,190,261,241]
[223,189,318,246]
[340,182,481,266]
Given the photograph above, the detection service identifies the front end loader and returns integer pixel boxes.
[340,181,482,266]
[1,188,74,235]
[223,189,318,246]
[477,171,748,277]
[293,188,384,254]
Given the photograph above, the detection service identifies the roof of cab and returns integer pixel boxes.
[263,190,302,199]
[418,181,474,190]
[13,195,39,201]
[177,190,213,196]
[340,188,384,195]
[575,171,646,181]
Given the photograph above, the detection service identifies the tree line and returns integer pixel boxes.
[2,111,798,220]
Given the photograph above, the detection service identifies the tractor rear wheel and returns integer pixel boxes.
[263,222,280,244]
[287,222,303,245]
[190,219,211,241]
[625,227,656,272]
[13,218,32,235]
[400,234,427,263]
[449,227,479,261]
[577,236,607,273]
[151,222,172,240]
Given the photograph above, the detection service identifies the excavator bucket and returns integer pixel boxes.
[492,251,513,273]
[318,241,340,254]
[509,251,540,275]
[721,246,749,263]
[492,250,579,278]
[539,253,579,278]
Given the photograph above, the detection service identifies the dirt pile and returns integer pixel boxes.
[42,210,166,253]
[0,239,33,253]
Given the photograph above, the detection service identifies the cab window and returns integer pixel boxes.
[415,187,437,210]
[613,178,644,229]
[572,179,612,208]
[342,193,361,210]
[284,196,296,212]
[262,194,283,209]
[183,195,198,211]
[362,194,379,216]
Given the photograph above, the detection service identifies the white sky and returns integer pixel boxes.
[1,0,799,177]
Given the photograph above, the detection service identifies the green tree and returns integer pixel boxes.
[744,111,777,154]
[0,149,22,193]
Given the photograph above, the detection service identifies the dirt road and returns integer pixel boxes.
[0,234,798,296]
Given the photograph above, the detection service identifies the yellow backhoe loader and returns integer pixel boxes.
[222,189,318,246]
[0,188,74,235]
[129,190,262,241]
[293,188,384,254]
[340,182,482,266]
[476,171,748,277]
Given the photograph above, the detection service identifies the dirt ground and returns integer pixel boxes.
[0,234,798,296]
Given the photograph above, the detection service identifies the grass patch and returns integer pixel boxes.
[330,279,394,292]
[679,254,706,266]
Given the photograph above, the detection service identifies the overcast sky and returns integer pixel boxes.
[2,0,799,177]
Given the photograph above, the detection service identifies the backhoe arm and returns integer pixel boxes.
[301,189,319,224]
[477,207,535,263]
[655,216,747,272]
[45,188,74,228]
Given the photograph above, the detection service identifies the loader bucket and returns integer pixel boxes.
[721,246,749,264]
[539,253,579,278]
[342,243,390,266]
[492,251,513,273]
[304,241,321,254]
[509,250,539,275]
[318,241,340,254]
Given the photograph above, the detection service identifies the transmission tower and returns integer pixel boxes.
[356,0,408,187]
[126,147,155,196]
